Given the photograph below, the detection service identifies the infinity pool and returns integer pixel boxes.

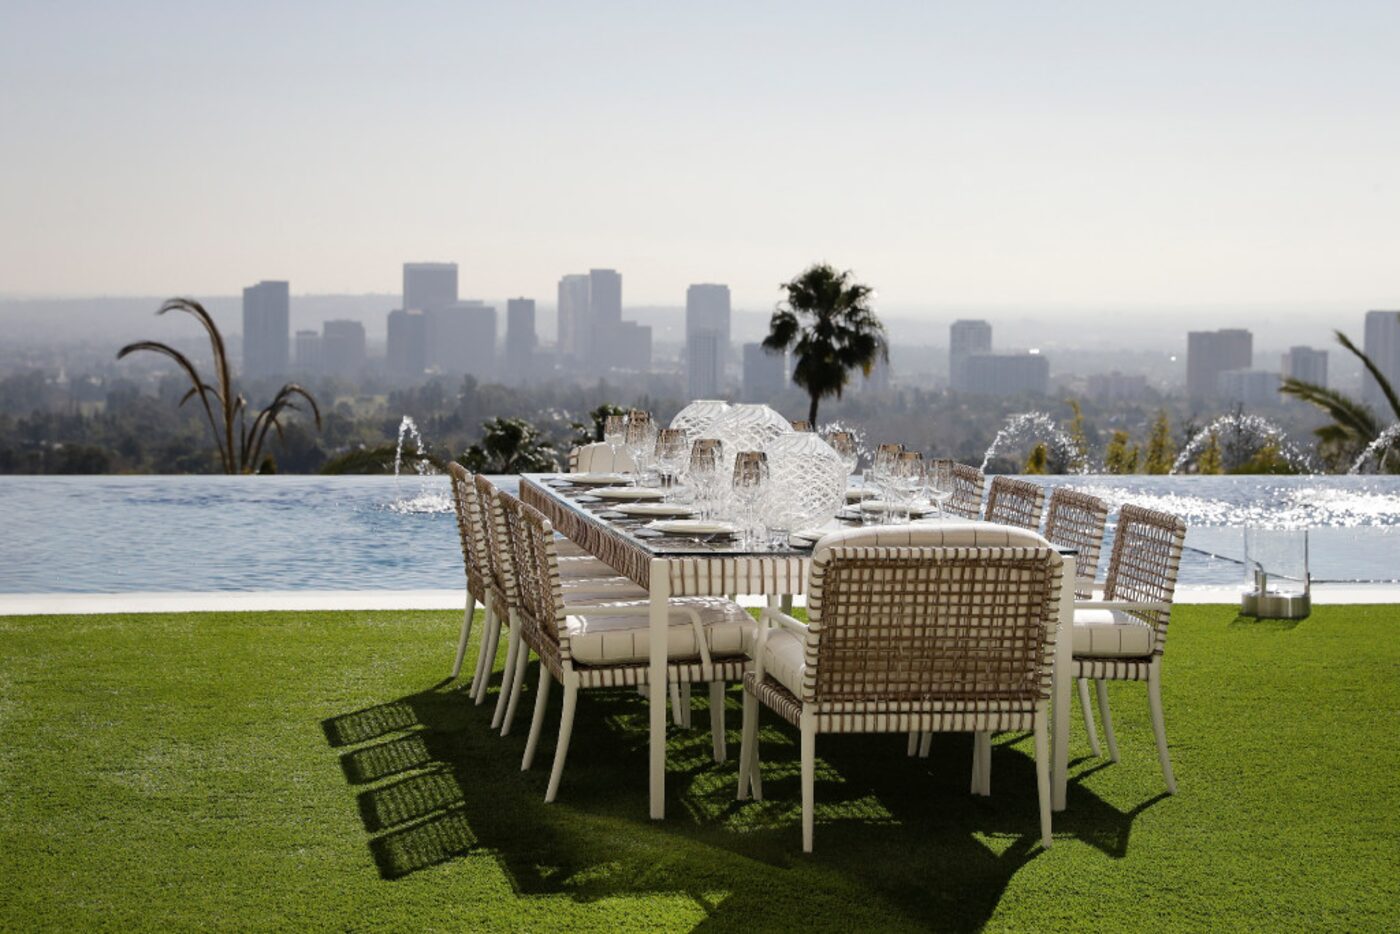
[2,475,1398,593]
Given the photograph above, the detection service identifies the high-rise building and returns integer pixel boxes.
[557,274,591,361]
[1363,311,1400,412]
[241,280,290,378]
[962,354,1049,397]
[687,333,723,399]
[1088,371,1149,403]
[610,321,652,371]
[686,284,731,399]
[1186,329,1253,401]
[742,342,787,403]
[428,302,497,376]
[294,330,322,375]
[386,309,428,381]
[589,269,622,328]
[506,298,537,377]
[402,262,458,312]
[1281,346,1328,388]
[1218,369,1281,407]
[949,319,992,391]
[321,320,366,378]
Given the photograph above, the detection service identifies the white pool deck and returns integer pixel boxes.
[2,584,1397,616]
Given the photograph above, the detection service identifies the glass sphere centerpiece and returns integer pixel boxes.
[697,403,792,470]
[670,400,731,439]
[762,431,848,534]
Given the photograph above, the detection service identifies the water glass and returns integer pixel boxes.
[602,414,628,469]
[688,441,722,519]
[654,428,688,490]
[624,411,657,485]
[890,451,925,524]
[826,430,859,481]
[927,459,954,519]
[732,451,770,548]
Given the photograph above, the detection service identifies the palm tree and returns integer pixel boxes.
[461,417,558,473]
[762,263,887,426]
[117,298,321,473]
[1280,322,1400,472]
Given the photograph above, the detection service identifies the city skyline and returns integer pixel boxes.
[2,3,1397,307]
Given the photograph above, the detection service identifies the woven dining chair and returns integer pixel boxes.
[446,463,488,681]
[471,475,645,722]
[1042,487,1109,600]
[737,524,1065,852]
[946,462,986,519]
[984,476,1046,530]
[503,493,756,802]
[1072,504,1187,793]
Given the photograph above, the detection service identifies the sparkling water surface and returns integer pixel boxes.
[1,474,1397,593]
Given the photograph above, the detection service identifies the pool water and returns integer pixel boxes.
[1,475,1397,593]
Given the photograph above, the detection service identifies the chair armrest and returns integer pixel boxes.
[1073,600,1172,612]
[759,606,809,636]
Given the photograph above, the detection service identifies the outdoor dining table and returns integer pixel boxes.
[520,473,1077,819]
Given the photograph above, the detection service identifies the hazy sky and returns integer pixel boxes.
[2,1,1397,310]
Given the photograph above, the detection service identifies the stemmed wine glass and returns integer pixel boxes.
[731,451,770,548]
[603,414,628,472]
[624,411,656,485]
[867,443,904,522]
[654,428,688,492]
[688,439,723,519]
[927,458,955,519]
[891,451,926,524]
[826,430,860,486]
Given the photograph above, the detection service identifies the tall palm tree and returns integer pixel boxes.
[762,263,887,426]
[1280,322,1400,472]
[118,298,321,473]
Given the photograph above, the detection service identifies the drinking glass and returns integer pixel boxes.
[927,459,954,519]
[891,451,926,524]
[826,431,860,483]
[654,428,688,491]
[624,411,657,485]
[732,451,770,549]
[790,419,813,432]
[602,414,628,471]
[688,440,722,519]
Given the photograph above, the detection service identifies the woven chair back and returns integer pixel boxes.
[947,463,986,519]
[1043,487,1109,599]
[1104,504,1187,655]
[447,463,487,596]
[475,475,523,614]
[805,542,1061,708]
[501,494,566,652]
[984,476,1046,530]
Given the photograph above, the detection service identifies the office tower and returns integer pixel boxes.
[427,302,497,376]
[321,320,366,378]
[742,342,787,403]
[1281,346,1328,388]
[687,333,723,399]
[589,269,622,328]
[1186,329,1253,401]
[962,354,1049,397]
[241,280,290,378]
[505,298,537,377]
[686,284,731,399]
[1363,311,1400,412]
[949,319,992,391]
[1218,369,1281,407]
[294,330,323,375]
[386,309,428,381]
[610,321,652,371]
[402,262,458,312]
[557,274,591,361]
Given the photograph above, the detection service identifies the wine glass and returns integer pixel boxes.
[891,451,926,524]
[688,439,722,519]
[927,458,955,519]
[826,430,860,484]
[790,419,813,432]
[602,414,628,471]
[624,411,656,485]
[654,428,688,491]
[731,451,770,548]
[870,443,904,521]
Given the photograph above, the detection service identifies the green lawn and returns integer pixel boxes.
[1,605,1396,932]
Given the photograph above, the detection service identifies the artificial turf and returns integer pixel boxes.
[1,605,1396,932]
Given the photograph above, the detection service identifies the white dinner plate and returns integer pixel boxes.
[645,519,740,537]
[566,472,634,485]
[590,486,667,501]
[612,501,696,518]
[860,499,936,516]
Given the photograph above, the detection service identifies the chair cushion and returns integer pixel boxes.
[1072,607,1154,657]
[759,627,809,699]
[560,577,648,602]
[563,597,754,666]
[813,522,1053,557]
[557,555,618,580]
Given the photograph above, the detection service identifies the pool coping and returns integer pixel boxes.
[2,584,1398,616]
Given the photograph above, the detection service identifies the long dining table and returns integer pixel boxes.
[519,473,1077,820]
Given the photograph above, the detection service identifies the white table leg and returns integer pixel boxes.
[648,559,670,820]
[1053,556,1075,812]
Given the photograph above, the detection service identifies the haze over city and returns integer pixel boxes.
[3,0,1397,311]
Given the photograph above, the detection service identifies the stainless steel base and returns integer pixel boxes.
[1241,590,1311,620]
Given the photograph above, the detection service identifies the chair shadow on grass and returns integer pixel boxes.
[322,677,1166,931]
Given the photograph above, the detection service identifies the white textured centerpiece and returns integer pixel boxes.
[762,431,848,531]
[669,399,731,438]
[698,403,793,468]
